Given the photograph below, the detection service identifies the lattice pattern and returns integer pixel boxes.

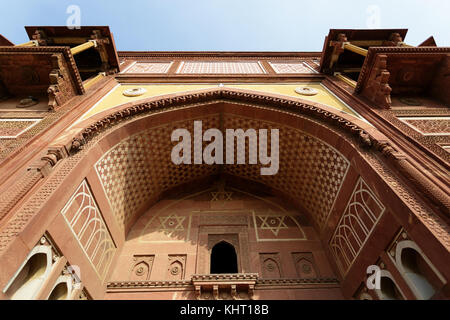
[95,114,349,231]
[124,62,172,74]
[222,115,350,229]
[269,62,314,74]
[61,180,116,280]
[95,115,221,230]
[399,117,450,135]
[329,177,385,276]
[0,119,41,138]
[178,61,264,74]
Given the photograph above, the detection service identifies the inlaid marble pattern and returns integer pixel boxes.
[0,118,41,138]
[123,62,172,73]
[399,117,450,135]
[61,179,116,281]
[95,115,221,230]
[329,177,385,276]
[268,62,315,74]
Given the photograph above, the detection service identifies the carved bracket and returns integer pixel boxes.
[361,54,392,109]
[47,54,78,111]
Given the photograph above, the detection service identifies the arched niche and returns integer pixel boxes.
[167,260,184,280]
[262,258,281,279]
[210,241,238,274]
[2,245,54,300]
[47,275,73,300]
[395,240,445,300]
[375,270,404,300]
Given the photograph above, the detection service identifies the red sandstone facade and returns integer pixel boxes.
[0,27,448,300]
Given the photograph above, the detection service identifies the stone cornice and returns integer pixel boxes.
[106,276,339,290]
[192,273,259,282]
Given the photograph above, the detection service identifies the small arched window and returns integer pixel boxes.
[210,241,238,274]
[379,276,403,300]
[48,282,69,300]
[3,246,53,300]
[400,248,437,299]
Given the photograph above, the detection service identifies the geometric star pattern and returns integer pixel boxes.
[223,115,350,229]
[258,215,288,236]
[95,113,350,231]
[269,62,314,74]
[158,214,186,233]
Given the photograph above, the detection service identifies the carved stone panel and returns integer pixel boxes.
[292,252,319,279]
[259,253,282,279]
[130,255,154,281]
[167,255,186,281]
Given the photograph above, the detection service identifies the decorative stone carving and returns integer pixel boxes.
[259,253,282,278]
[178,61,264,74]
[60,179,116,281]
[292,253,319,279]
[269,62,314,74]
[192,273,258,300]
[130,255,154,281]
[167,255,186,280]
[123,87,147,97]
[295,86,318,96]
[123,62,172,74]
[329,177,385,276]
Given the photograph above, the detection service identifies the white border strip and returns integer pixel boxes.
[0,118,42,139]
[120,61,137,74]
[398,117,450,136]
[320,83,372,126]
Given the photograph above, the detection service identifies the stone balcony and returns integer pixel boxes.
[192,273,258,300]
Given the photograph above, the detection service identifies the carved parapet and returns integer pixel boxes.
[28,145,69,177]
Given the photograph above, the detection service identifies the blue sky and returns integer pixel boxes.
[0,0,449,51]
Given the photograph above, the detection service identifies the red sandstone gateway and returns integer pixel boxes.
[0,25,448,301]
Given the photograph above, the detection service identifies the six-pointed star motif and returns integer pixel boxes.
[158,214,185,232]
